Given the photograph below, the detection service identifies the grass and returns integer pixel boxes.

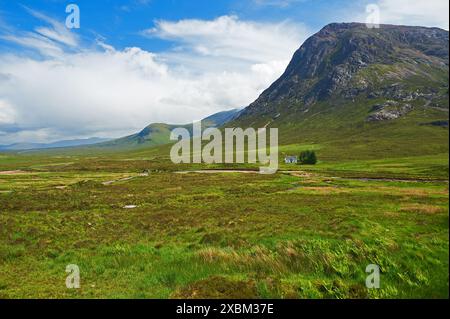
[0,148,448,298]
[300,153,449,179]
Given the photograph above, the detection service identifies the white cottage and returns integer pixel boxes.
[284,156,298,164]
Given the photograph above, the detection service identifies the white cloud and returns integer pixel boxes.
[253,0,307,8]
[377,0,449,29]
[0,128,55,145]
[0,8,79,59]
[25,7,79,47]
[144,15,308,65]
[349,0,449,30]
[0,33,65,58]
[0,14,309,144]
[0,99,16,125]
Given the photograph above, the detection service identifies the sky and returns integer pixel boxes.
[0,0,448,144]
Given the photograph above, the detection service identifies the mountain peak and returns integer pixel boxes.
[238,23,448,119]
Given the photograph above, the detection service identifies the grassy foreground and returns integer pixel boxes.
[0,149,448,299]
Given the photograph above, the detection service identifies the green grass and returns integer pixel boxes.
[0,149,448,298]
[300,153,449,179]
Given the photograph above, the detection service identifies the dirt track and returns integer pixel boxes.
[0,170,27,175]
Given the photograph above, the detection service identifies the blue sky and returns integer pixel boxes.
[0,0,360,52]
[0,0,448,143]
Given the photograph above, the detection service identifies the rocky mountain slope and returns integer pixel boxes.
[232,23,449,159]
[240,23,448,117]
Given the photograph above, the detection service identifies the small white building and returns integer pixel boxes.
[284,156,298,164]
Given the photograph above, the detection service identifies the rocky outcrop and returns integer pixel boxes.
[367,101,413,121]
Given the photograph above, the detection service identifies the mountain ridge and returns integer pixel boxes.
[0,137,111,151]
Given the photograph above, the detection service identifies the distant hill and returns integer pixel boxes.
[231,23,449,160]
[0,137,111,151]
[91,108,242,150]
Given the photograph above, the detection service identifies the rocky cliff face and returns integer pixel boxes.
[238,23,449,122]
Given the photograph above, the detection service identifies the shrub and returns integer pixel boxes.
[299,150,317,165]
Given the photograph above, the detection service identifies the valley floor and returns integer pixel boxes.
[0,152,448,298]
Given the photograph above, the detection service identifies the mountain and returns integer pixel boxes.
[232,23,449,160]
[202,108,243,127]
[0,137,111,151]
[93,108,242,150]
[93,122,185,149]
